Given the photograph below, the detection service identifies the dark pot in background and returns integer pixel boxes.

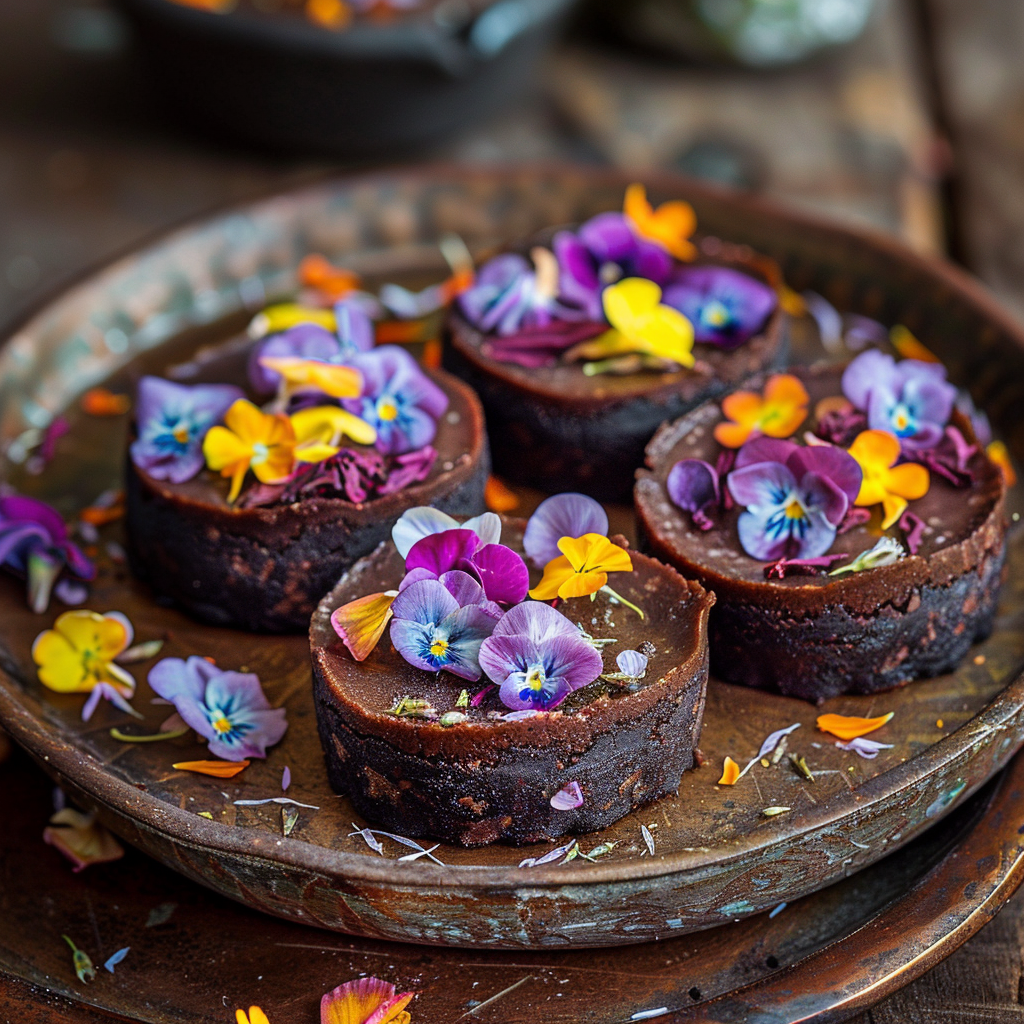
[114,0,579,156]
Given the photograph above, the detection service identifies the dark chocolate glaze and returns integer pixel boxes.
[310,523,715,847]
[634,364,1008,700]
[444,266,788,503]
[126,368,490,633]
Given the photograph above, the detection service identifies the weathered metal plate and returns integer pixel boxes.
[1,167,1023,950]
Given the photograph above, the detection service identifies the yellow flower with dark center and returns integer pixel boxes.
[32,610,135,696]
[529,533,633,601]
[847,429,930,529]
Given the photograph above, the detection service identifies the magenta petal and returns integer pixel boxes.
[786,446,862,505]
[405,528,481,577]
[469,544,530,605]
[666,459,719,518]
[735,437,800,470]
[523,493,609,568]
[550,780,584,811]
[800,472,849,527]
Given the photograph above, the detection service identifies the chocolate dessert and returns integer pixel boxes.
[444,185,787,501]
[635,356,1007,701]
[310,500,714,847]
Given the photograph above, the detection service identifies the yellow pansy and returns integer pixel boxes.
[848,429,930,529]
[290,406,377,463]
[623,182,698,261]
[713,373,810,448]
[529,533,633,601]
[32,610,135,696]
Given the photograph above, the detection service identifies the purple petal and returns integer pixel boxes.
[735,437,800,470]
[0,522,51,570]
[616,649,648,677]
[391,578,460,626]
[399,566,438,591]
[334,299,375,354]
[550,780,584,811]
[800,473,848,529]
[899,510,927,554]
[842,350,896,410]
[553,230,603,321]
[490,601,579,644]
[148,656,215,707]
[248,324,342,393]
[579,212,639,265]
[503,709,541,722]
[438,569,487,608]
[756,723,800,759]
[727,462,799,510]
[786,446,862,506]
[405,529,481,577]
[663,265,776,348]
[282,766,292,791]
[523,493,609,568]
[666,460,719,519]
[836,737,894,759]
[482,632,602,711]
[0,495,66,540]
[468,544,529,605]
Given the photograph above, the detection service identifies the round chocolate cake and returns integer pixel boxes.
[635,357,1007,701]
[310,512,714,847]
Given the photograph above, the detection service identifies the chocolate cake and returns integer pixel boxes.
[310,510,714,847]
[635,358,1007,701]
[444,187,787,501]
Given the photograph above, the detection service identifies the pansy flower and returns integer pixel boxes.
[522,492,608,568]
[0,495,95,613]
[130,377,244,484]
[32,610,135,696]
[623,183,698,262]
[479,602,603,711]
[343,346,448,455]
[529,533,633,601]
[847,429,930,529]
[149,656,287,761]
[663,265,777,348]
[321,977,415,1024]
[392,507,501,559]
[842,349,956,450]
[405,529,529,606]
[713,374,809,448]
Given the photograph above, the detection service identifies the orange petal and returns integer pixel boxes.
[484,475,519,513]
[713,420,754,449]
[305,0,352,29]
[848,429,901,470]
[987,441,1017,487]
[880,494,908,531]
[331,592,396,661]
[422,338,443,370]
[718,756,740,785]
[81,388,131,416]
[887,461,930,501]
[760,405,808,439]
[816,712,894,741]
[299,254,360,300]
[763,373,810,409]
[720,391,763,428]
[43,808,125,871]
[321,977,415,1024]
[891,324,940,363]
[528,556,575,601]
[173,760,251,778]
[557,569,607,600]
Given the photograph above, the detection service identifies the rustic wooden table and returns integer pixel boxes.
[1,0,1022,1019]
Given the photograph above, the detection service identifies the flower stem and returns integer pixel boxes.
[600,585,645,620]
[109,726,189,743]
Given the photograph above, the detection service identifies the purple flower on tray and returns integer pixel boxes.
[148,656,288,761]
[666,459,720,531]
[727,438,862,561]
[841,349,956,450]
[389,577,501,681]
[130,376,243,484]
[553,213,673,321]
[662,265,777,348]
[0,495,95,613]
[522,492,609,568]
[343,345,448,455]
[479,602,603,711]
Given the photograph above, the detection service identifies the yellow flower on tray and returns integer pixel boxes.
[623,183,698,261]
[32,610,135,696]
[203,399,297,503]
[847,429,930,529]
[291,406,377,463]
[713,373,810,448]
[529,533,633,601]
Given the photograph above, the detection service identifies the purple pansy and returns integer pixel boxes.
[523,493,609,568]
[130,376,243,484]
[389,578,499,681]
[343,346,448,455]
[479,602,603,712]
[148,656,288,761]
[662,266,777,348]
[727,442,862,561]
[666,460,720,530]
[0,495,95,613]
[553,213,673,321]
[841,349,956,450]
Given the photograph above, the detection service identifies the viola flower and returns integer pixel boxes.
[529,533,633,601]
[290,405,377,463]
[343,346,448,455]
[479,602,603,711]
[389,578,499,681]
[321,977,415,1024]
[0,495,95,613]
[148,656,287,761]
[203,399,297,503]
[569,278,695,368]
[713,374,810,448]
[331,591,398,661]
[32,610,135,696]
[666,459,720,530]
[727,442,862,561]
[405,529,529,606]
[623,183,698,261]
[391,507,501,559]
[553,212,674,321]
[662,265,777,348]
[847,429,930,529]
[522,492,609,568]
[130,377,244,484]
[842,349,956,450]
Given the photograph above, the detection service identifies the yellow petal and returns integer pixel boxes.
[718,756,740,785]
[294,442,340,463]
[203,424,252,472]
[890,324,940,363]
[250,303,335,338]
[848,429,901,471]
[226,460,249,504]
[331,592,396,661]
[528,556,575,601]
[603,277,662,332]
[224,398,273,445]
[291,406,377,449]
[887,462,930,501]
[557,569,607,599]
[32,628,90,692]
[173,760,250,778]
[260,358,363,399]
[880,494,908,531]
[557,534,633,575]
[817,712,893,741]
[987,440,1017,487]
[322,979,407,1024]
[631,307,695,366]
[251,444,296,484]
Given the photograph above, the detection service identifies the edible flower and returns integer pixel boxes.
[479,602,603,711]
[663,265,777,348]
[623,183,697,261]
[203,399,297,503]
[321,977,415,1024]
[236,1008,271,1024]
[718,756,740,785]
[130,377,244,484]
[817,711,893,741]
[405,529,529,606]
[522,492,608,568]
[666,459,720,530]
[32,610,135,696]
[148,656,288,760]
[44,808,124,872]
[615,649,649,680]
[890,324,940,363]
[389,577,500,681]
[828,536,905,575]
[484,475,519,513]
[0,495,95,613]
[392,507,501,559]
[258,356,363,403]
[290,405,378,462]
[570,278,695,369]
[847,429,930,528]
[842,350,955,449]
[713,374,809,448]
[344,346,448,455]
[331,591,399,662]
[248,303,337,339]
[529,533,633,601]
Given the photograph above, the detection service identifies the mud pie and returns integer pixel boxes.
[444,184,787,501]
[635,353,1007,701]
[126,295,488,633]
[310,495,714,847]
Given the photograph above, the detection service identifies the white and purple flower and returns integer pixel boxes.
[522,492,608,568]
[662,265,777,349]
[130,376,243,484]
[148,656,288,761]
[392,506,501,559]
[479,602,603,712]
[841,349,956,450]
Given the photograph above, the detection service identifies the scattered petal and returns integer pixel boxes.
[173,760,250,778]
[550,781,584,811]
[836,737,895,759]
[116,639,165,664]
[81,388,130,416]
[234,798,320,809]
[283,805,300,836]
[321,977,416,1024]
[762,807,791,817]
[718,756,740,785]
[145,902,177,928]
[817,712,894,741]
[62,935,96,983]
[104,948,130,973]
[641,824,655,856]
[44,808,125,872]
[282,766,292,791]
[485,475,519,512]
